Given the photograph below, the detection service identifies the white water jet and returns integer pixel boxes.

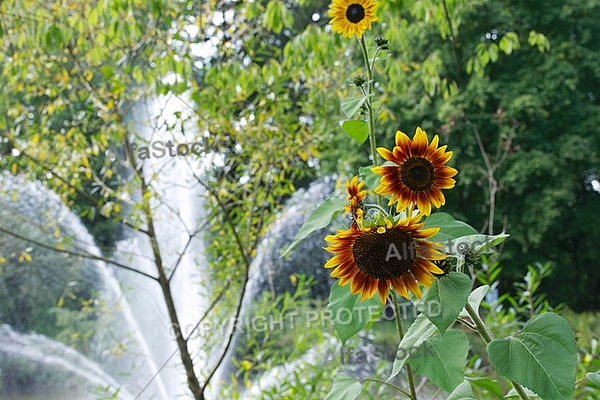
[0,325,135,400]
[115,91,211,398]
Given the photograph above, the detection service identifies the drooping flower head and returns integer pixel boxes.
[343,175,367,224]
[328,0,379,38]
[372,127,458,216]
[324,209,445,303]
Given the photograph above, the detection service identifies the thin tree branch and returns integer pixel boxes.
[194,174,252,396]
[441,0,463,80]
[0,226,158,281]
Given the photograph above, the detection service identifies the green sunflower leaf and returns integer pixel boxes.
[446,233,510,257]
[466,377,504,398]
[447,380,477,400]
[587,371,600,386]
[459,285,489,318]
[487,312,577,400]
[342,120,369,144]
[409,330,470,393]
[424,213,478,242]
[327,282,381,345]
[324,373,362,400]
[505,386,540,399]
[389,313,438,380]
[340,96,367,118]
[417,272,472,334]
[280,197,346,258]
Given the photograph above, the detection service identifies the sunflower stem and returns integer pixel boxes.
[392,293,418,400]
[464,303,531,400]
[359,35,383,209]
[361,378,413,398]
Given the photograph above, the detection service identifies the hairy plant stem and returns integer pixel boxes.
[359,35,383,208]
[393,294,418,400]
[464,303,530,400]
[362,378,412,398]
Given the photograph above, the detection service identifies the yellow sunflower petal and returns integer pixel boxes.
[377,279,391,303]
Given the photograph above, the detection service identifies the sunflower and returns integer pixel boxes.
[328,0,379,38]
[324,210,445,303]
[372,127,458,216]
[343,176,367,224]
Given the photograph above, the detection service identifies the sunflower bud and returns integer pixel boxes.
[353,76,366,88]
[375,36,389,50]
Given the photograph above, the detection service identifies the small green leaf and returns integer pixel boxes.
[342,120,369,144]
[340,96,367,118]
[263,1,283,33]
[327,283,381,345]
[528,30,538,46]
[467,377,504,398]
[448,233,509,256]
[424,213,478,242]
[324,373,362,400]
[409,330,470,393]
[587,371,600,386]
[281,197,346,257]
[418,272,472,334]
[389,313,438,380]
[447,380,477,400]
[487,312,577,400]
[505,386,540,399]
[459,285,489,318]
[44,23,63,50]
[499,36,511,54]
[280,3,294,29]
[488,43,499,63]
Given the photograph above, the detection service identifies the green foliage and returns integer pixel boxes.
[447,380,477,400]
[409,330,470,393]
[221,276,337,399]
[323,373,362,400]
[587,372,600,386]
[487,312,577,400]
[340,97,368,119]
[1,0,596,398]
[0,226,99,349]
[312,0,600,310]
[459,284,489,319]
[282,197,346,257]
[342,120,369,144]
[418,272,471,334]
[0,0,196,247]
[327,283,381,345]
[389,313,438,380]
[424,212,478,242]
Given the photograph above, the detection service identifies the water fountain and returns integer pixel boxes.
[0,171,168,399]
[0,324,135,400]
[0,85,216,399]
[113,92,211,399]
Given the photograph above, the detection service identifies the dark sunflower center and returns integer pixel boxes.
[346,4,365,23]
[400,157,435,191]
[352,228,416,280]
